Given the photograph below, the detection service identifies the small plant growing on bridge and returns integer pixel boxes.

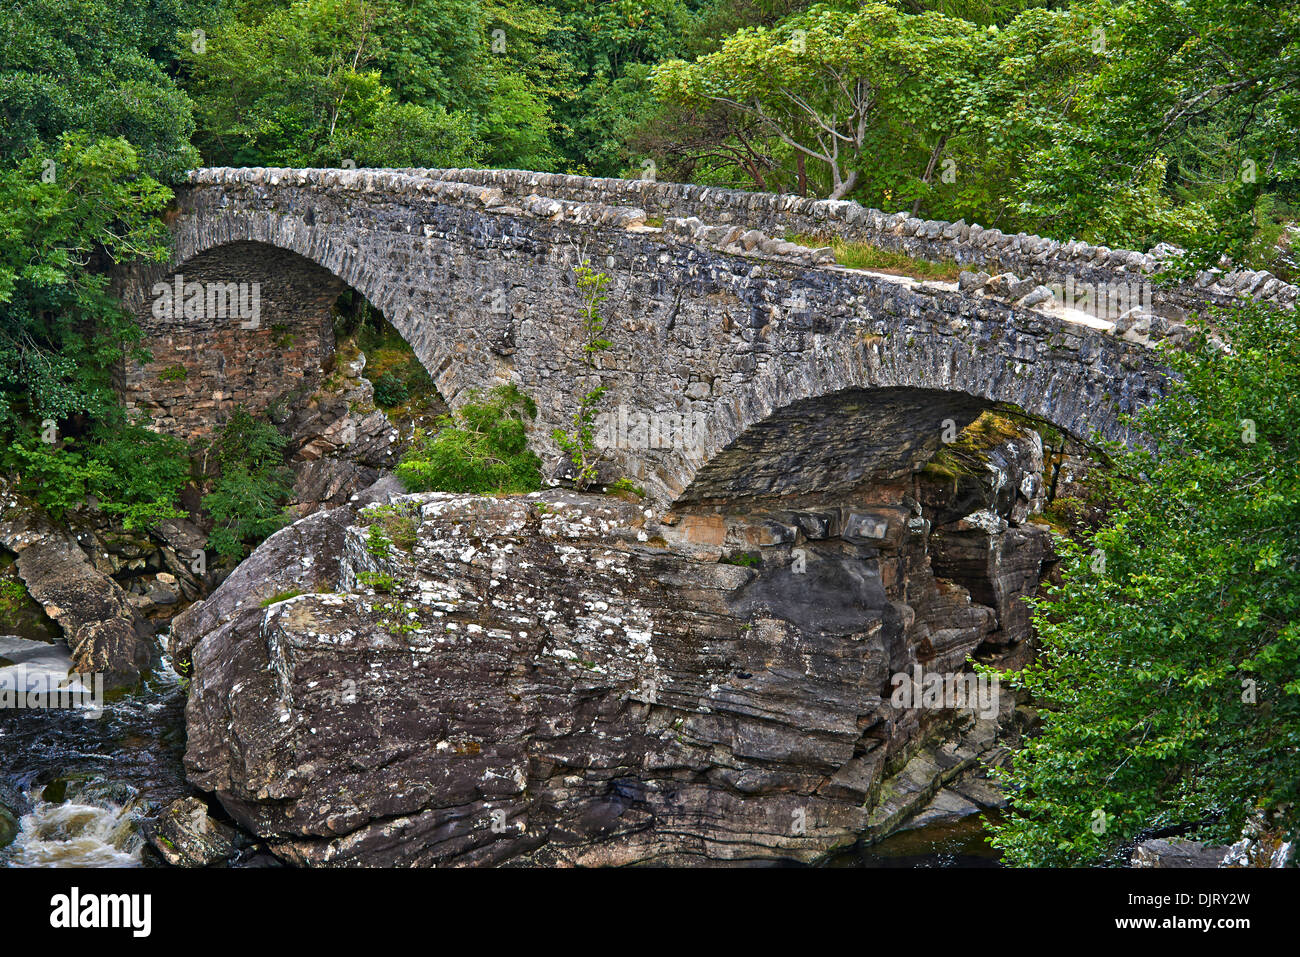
[395,384,543,494]
[553,260,614,490]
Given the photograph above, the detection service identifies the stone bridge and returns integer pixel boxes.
[117,167,1290,508]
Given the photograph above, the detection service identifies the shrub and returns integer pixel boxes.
[371,370,410,408]
[988,301,1300,865]
[396,385,542,494]
[202,407,293,561]
[359,502,419,551]
[2,421,190,529]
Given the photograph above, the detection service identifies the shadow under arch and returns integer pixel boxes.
[116,235,457,439]
[673,386,996,508]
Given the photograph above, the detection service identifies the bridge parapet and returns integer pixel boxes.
[390,166,1297,320]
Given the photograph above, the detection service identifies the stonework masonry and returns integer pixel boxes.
[401,167,1299,319]
[118,167,1180,507]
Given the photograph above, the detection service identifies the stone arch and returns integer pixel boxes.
[668,326,1150,508]
[118,210,468,438]
[117,169,1171,508]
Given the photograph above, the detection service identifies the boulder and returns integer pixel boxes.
[0,778,26,850]
[176,488,1014,866]
[143,797,242,867]
[0,500,150,687]
[1131,838,1230,868]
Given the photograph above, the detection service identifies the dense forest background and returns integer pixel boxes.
[3,0,1294,507]
[0,0,1297,866]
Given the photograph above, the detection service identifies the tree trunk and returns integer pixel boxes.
[828,169,858,201]
[912,134,950,217]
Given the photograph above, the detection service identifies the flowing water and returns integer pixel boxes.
[830,812,1003,868]
[0,633,190,868]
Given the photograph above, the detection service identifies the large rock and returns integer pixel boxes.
[174,487,1013,866]
[0,497,151,686]
[1131,838,1230,868]
[0,778,26,850]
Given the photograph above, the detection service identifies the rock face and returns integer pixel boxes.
[0,498,151,686]
[174,470,1032,866]
[921,424,1051,659]
[277,351,403,517]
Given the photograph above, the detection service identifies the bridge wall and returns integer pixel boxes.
[401,167,1298,321]
[119,168,1168,506]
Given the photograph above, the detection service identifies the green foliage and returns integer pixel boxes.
[260,588,304,607]
[183,0,483,169]
[0,135,171,432]
[606,477,646,499]
[650,0,1296,263]
[989,301,1300,865]
[208,406,287,473]
[652,3,989,201]
[1012,0,1298,264]
[359,502,419,551]
[341,299,441,414]
[158,365,189,382]
[365,523,392,560]
[0,579,29,616]
[396,384,542,494]
[202,408,292,561]
[548,1,714,175]
[0,0,211,180]
[2,421,190,528]
[357,570,400,593]
[371,371,409,408]
[552,261,613,489]
[88,424,192,530]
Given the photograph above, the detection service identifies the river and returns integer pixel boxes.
[0,633,190,867]
[1,629,1000,868]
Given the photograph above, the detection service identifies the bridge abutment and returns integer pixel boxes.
[118,242,344,441]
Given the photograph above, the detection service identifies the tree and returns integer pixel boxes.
[0,0,212,180]
[552,261,612,489]
[651,2,988,200]
[990,301,1300,866]
[0,135,171,430]
[1013,0,1300,262]
[183,0,482,168]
